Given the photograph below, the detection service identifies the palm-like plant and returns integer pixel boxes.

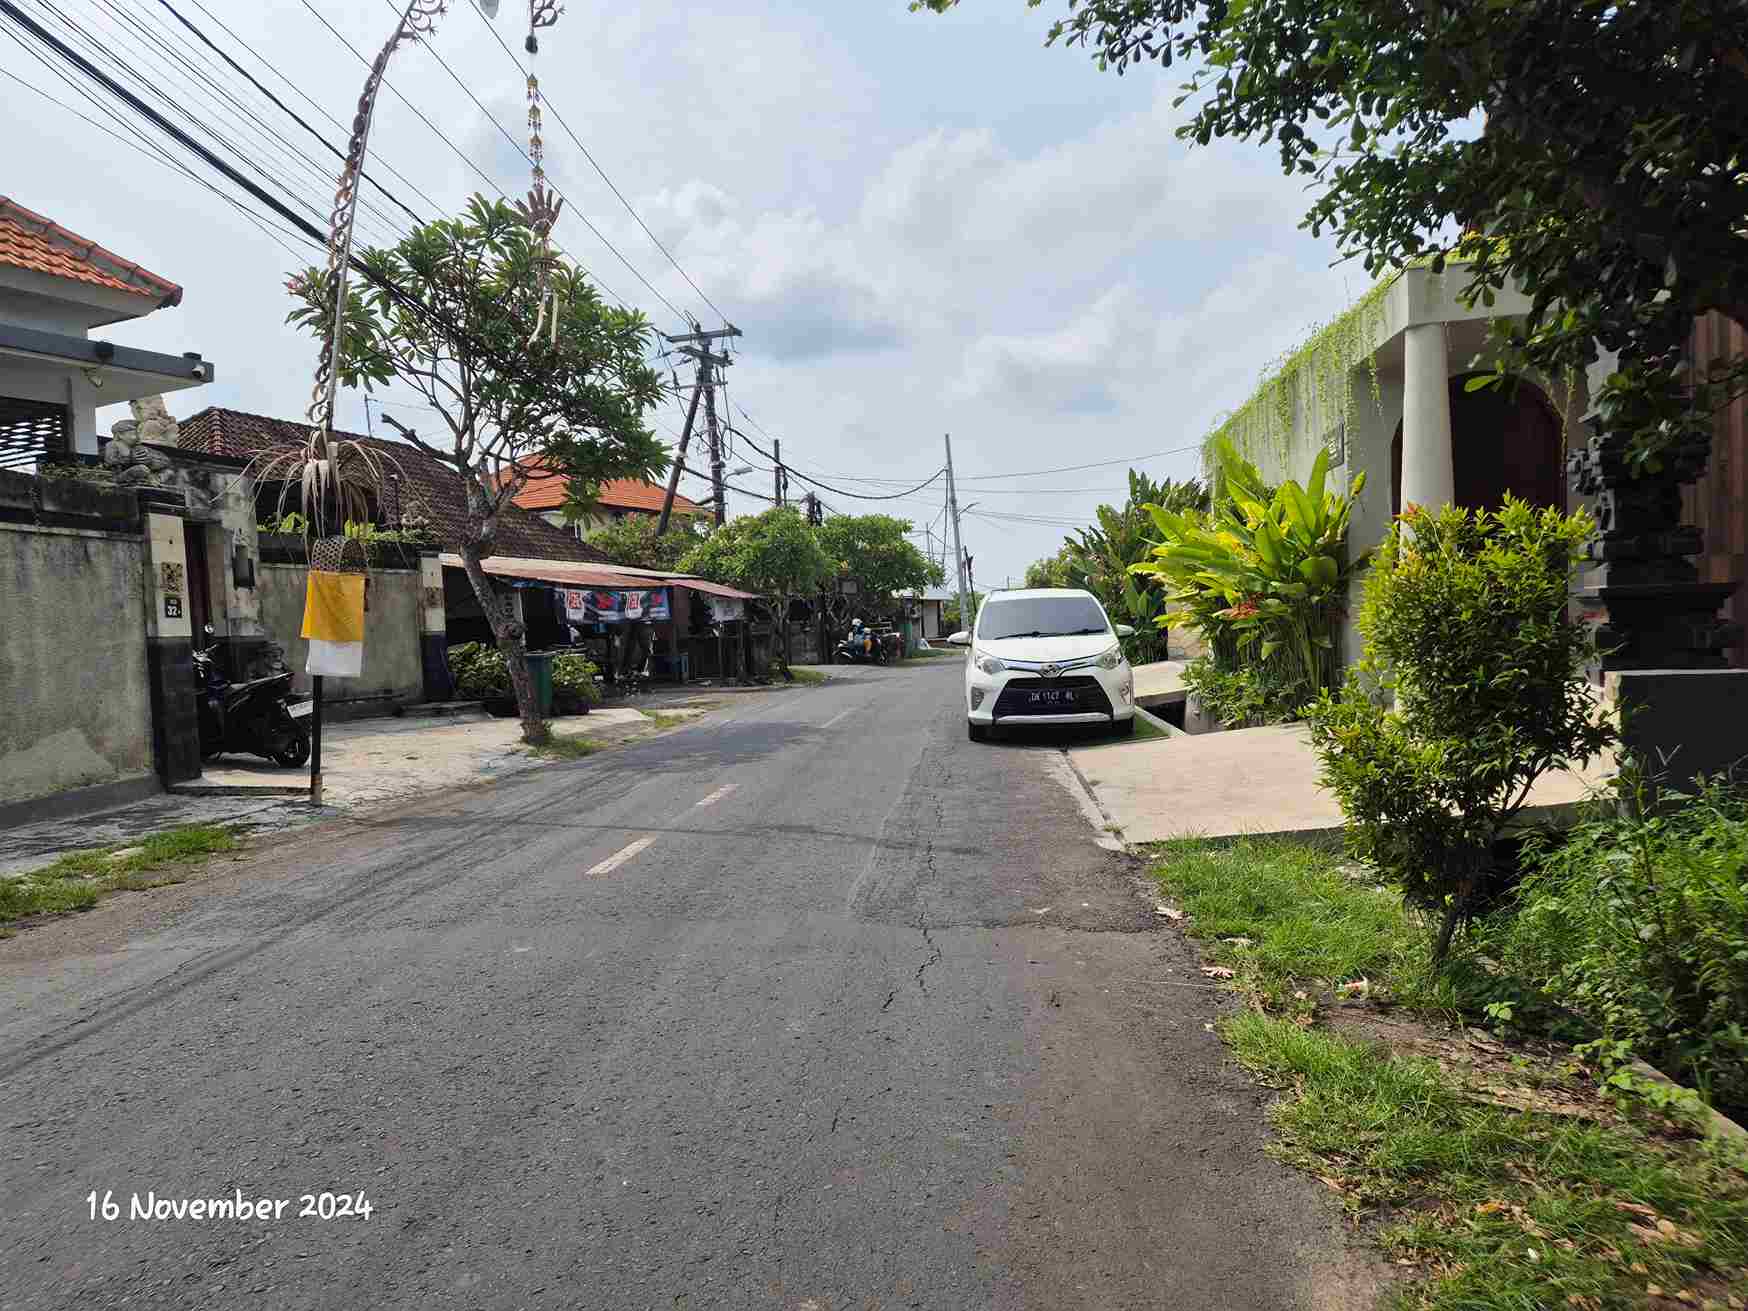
[1134,439,1366,705]
[1070,471,1206,663]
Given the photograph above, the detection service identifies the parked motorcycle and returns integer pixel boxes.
[192,641,311,767]
[833,622,887,666]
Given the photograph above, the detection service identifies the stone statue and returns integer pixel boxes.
[102,396,218,510]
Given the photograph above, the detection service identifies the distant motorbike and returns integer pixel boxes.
[193,643,311,767]
[834,627,887,666]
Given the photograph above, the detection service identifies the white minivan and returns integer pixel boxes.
[948,589,1135,742]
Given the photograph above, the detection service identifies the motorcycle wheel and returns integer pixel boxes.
[272,727,311,768]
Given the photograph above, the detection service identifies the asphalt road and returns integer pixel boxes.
[0,659,1364,1310]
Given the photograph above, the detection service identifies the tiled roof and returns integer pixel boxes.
[0,196,181,305]
[177,406,608,564]
[507,455,702,516]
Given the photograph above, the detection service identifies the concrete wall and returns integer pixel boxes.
[0,521,154,805]
[258,564,424,709]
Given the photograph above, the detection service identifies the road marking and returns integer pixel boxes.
[694,784,737,809]
[586,836,655,876]
[821,708,853,729]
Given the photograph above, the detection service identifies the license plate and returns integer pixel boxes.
[1026,689,1075,706]
[288,701,313,719]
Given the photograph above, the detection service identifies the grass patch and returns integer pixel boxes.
[784,666,828,685]
[904,646,954,660]
[1131,712,1168,741]
[1153,838,1748,1309]
[640,710,691,731]
[0,824,241,926]
[532,733,608,760]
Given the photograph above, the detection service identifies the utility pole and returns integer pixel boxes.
[657,324,740,532]
[944,433,970,632]
[773,438,786,507]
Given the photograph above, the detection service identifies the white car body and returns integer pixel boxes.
[948,588,1135,741]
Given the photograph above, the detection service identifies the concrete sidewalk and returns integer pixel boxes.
[0,702,708,878]
[1068,721,1615,844]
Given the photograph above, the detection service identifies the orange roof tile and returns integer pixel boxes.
[507,456,702,516]
[0,196,181,305]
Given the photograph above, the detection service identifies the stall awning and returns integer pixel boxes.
[675,578,763,601]
[438,553,651,589]
[439,552,765,600]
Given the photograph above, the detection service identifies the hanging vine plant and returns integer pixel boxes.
[1201,272,1399,484]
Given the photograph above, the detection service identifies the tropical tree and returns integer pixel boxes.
[915,0,1748,472]
[1023,544,1082,590]
[942,590,985,634]
[585,513,708,572]
[1074,472,1207,663]
[679,507,833,674]
[287,195,666,744]
[817,514,945,622]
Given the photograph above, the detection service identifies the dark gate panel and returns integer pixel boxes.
[0,396,71,469]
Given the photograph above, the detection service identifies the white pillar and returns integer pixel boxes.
[1400,323,1455,513]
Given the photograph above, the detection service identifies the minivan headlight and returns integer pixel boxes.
[1095,644,1123,670]
[974,650,1005,676]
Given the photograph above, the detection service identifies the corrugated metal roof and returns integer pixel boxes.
[438,552,764,599]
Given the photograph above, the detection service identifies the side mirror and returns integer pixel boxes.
[1114,624,1135,638]
[946,630,971,647]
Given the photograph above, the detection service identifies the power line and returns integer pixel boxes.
[291,0,628,309]
[184,0,445,214]
[374,0,686,324]
[461,0,730,326]
[727,406,945,502]
[0,34,316,263]
[152,0,424,226]
[0,0,668,480]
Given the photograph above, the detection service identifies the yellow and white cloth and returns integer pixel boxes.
[301,572,366,677]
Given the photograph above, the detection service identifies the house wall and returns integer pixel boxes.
[258,564,423,711]
[0,509,154,807]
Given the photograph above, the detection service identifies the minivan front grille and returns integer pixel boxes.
[993,675,1112,718]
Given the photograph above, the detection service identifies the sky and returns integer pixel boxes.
[5,0,1368,586]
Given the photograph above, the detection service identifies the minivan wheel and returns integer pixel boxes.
[967,720,989,743]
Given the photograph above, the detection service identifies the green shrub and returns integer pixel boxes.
[550,653,601,711]
[1307,498,1615,966]
[1134,438,1365,709]
[1494,778,1748,1115]
[446,641,510,700]
[1181,656,1317,727]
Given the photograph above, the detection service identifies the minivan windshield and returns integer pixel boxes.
[976,595,1110,641]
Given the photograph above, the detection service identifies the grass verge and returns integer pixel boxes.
[1130,711,1169,741]
[1152,838,1748,1310]
[0,824,241,927]
[785,667,829,686]
[640,710,692,731]
[532,734,607,760]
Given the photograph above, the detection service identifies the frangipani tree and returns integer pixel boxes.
[287,195,667,744]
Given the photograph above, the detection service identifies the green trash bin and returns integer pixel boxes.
[524,650,555,717]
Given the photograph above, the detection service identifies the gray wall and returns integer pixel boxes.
[0,522,154,805]
[258,564,423,708]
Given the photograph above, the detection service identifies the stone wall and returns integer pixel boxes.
[258,563,423,711]
[0,484,154,806]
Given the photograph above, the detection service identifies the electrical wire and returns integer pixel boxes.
[0,0,669,472]
[461,0,731,327]
[184,0,445,214]
[374,0,686,324]
[726,409,945,502]
[292,0,628,308]
[151,0,425,226]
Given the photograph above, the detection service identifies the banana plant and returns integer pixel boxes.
[1133,437,1367,701]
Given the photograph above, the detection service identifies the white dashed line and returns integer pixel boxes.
[586,837,655,877]
[693,784,738,808]
[820,708,853,729]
